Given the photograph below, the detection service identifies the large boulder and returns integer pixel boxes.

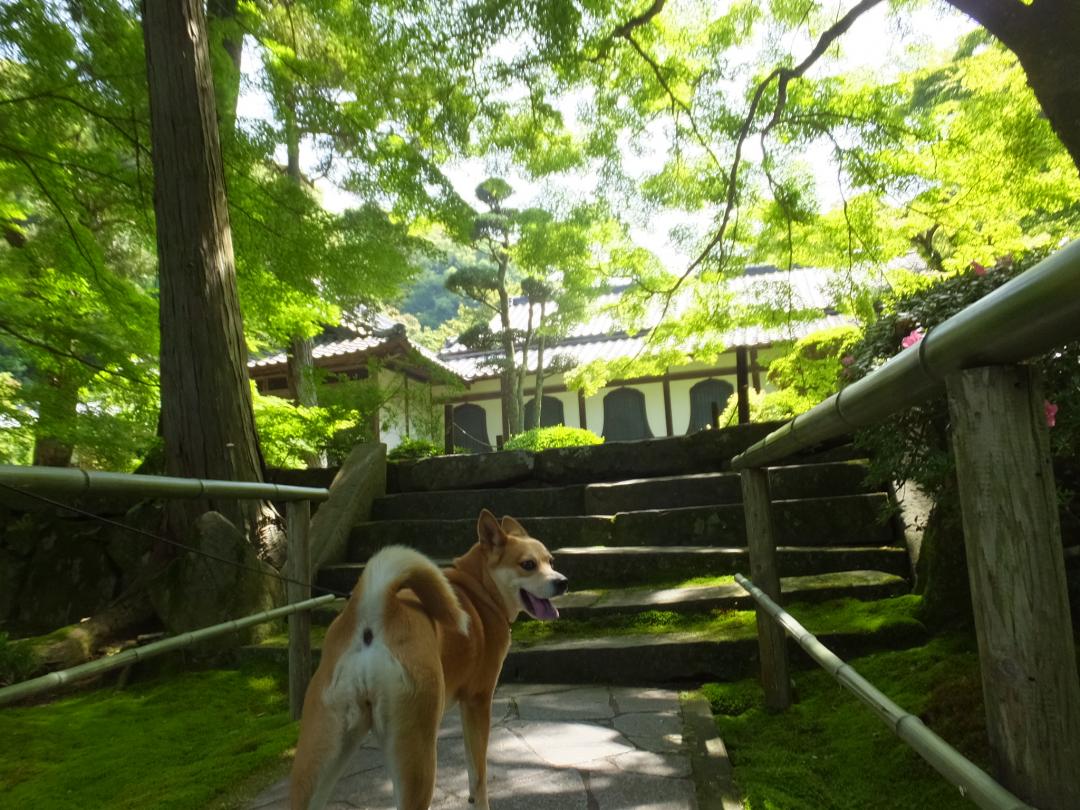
[149,511,282,649]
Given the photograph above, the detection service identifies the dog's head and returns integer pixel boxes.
[476,508,567,621]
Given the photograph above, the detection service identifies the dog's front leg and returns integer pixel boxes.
[460,698,492,808]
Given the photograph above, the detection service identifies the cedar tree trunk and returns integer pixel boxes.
[142,0,264,533]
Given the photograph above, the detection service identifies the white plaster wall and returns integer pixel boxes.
[377,368,407,449]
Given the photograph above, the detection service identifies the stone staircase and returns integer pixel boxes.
[255,424,917,684]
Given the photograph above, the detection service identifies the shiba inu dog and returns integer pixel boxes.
[290,509,567,809]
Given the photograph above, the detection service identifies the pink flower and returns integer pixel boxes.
[970,261,987,276]
[901,328,925,349]
[1045,400,1058,429]
[841,355,855,367]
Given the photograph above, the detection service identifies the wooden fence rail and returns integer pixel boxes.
[734,240,1080,809]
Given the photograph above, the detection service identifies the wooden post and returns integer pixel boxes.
[736,347,751,424]
[947,365,1080,809]
[750,348,762,391]
[710,401,721,430]
[286,499,312,721]
[662,376,674,436]
[578,390,587,431]
[443,403,454,455]
[740,467,791,711]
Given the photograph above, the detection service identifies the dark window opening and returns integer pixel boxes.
[524,396,565,429]
[452,403,492,453]
[602,387,653,441]
[688,378,735,432]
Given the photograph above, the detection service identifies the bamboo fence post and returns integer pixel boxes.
[740,467,791,710]
[947,365,1080,808]
[287,499,313,721]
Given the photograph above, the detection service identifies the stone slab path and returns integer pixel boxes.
[250,684,741,810]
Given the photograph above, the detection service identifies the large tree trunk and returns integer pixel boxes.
[947,0,1080,172]
[142,0,264,534]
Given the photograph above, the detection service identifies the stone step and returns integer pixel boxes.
[387,422,864,492]
[499,620,928,685]
[308,570,907,626]
[350,494,896,558]
[554,570,907,619]
[316,545,911,594]
[372,461,877,520]
[240,613,927,685]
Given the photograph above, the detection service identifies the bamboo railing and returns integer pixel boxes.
[733,239,1080,809]
[0,467,330,717]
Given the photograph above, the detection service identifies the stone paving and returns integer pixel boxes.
[250,683,741,810]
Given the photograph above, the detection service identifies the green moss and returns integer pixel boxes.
[511,595,924,648]
[703,635,986,810]
[0,663,296,809]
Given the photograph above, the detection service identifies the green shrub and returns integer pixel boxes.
[252,391,354,469]
[766,325,862,403]
[717,388,818,426]
[0,632,38,686]
[504,425,603,452]
[387,438,440,462]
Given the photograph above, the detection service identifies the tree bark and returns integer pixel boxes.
[142,0,264,534]
[946,0,1080,173]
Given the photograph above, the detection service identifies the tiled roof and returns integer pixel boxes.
[248,313,460,379]
[437,266,862,380]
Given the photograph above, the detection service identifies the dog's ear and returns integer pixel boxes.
[477,508,505,550]
[500,515,528,538]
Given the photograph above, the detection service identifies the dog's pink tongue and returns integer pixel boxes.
[522,590,559,621]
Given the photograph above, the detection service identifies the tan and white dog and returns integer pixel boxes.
[290,509,567,810]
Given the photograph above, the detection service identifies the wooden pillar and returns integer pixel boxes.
[443,403,453,455]
[750,348,762,392]
[736,347,751,424]
[662,376,674,436]
[286,499,312,721]
[578,390,587,431]
[947,365,1080,808]
[740,467,791,711]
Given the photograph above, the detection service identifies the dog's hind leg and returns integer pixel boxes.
[461,698,492,810]
[290,699,372,810]
[380,690,441,810]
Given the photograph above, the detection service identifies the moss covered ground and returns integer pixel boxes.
[702,635,989,810]
[511,594,925,648]
[0,662,296,809]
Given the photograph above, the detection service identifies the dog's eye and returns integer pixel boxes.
[520,560,537,571]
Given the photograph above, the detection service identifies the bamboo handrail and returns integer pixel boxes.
[0,465,329,502]
[731,238,1080,470]
[734,574,1032,810]
[0,593,336,708]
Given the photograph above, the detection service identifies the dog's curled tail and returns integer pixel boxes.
[358,545,470,638]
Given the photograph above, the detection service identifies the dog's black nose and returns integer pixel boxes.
[553,575,569,596]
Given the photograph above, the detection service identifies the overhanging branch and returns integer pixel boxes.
[686,0,886,279]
